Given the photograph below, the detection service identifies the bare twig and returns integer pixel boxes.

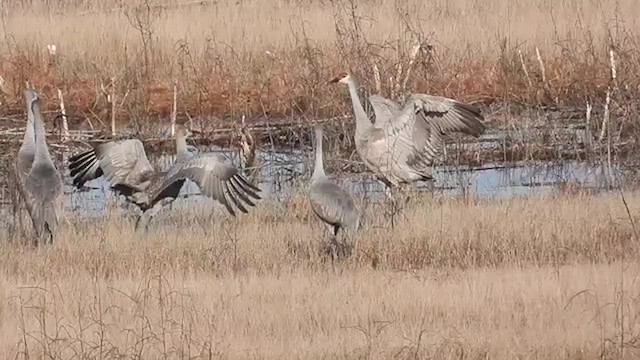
[171,80,177,136]
[535,47,546,84]
[57,89,69,142]
[400,41,422,93]
[393,62,403,99]
[609,49,617,89]
[110,77,116,136]
[239,114,258,181]
[518,49,533,88]
[598,89,611,143]
[585,100,592,148]
[372,63,381,95]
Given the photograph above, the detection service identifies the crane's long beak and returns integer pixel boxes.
[328,75,342,84]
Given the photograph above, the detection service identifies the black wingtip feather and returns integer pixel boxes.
[68,149,94,163]
[452,102,486,137]
[234,175,262,200]
[69,155,95,177]
[229,178,256,207]
[225,183,248,214]
[72,166,92,188]
[70,159,97,188]
[236,175,262,194]
[220,191,236,217]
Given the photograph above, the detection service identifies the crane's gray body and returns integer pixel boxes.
[309,124,360,237]
[15,90,64,244]
[332,73,486,188]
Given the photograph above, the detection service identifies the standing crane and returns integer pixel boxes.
[308,123,360,242]
[15,89,64,245]
[329,72,485,191]
[68,124,261,231]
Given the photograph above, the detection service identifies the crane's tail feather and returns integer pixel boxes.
[31,201,58,245]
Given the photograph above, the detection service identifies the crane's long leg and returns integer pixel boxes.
[45,223,53,245]
[384,185,398,229]
[135,198,176,233]
[134,213,147,233]
[384,186,393,200]
[384,184,412,229]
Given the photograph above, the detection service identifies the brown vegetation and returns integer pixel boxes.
[0,0,638,130]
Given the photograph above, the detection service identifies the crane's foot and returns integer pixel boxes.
[383,185,411,229]
[383,187,399,229]
[134,215,149,234]
[320,235,352,262]
[44,223,54,245]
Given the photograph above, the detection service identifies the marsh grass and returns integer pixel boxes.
[0,0,638,130]
[3,190,638,278]
[1,191,640,358]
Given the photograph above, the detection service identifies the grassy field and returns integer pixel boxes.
[1,1,640,358]
[1,191,639,358]
[0,0,638,129]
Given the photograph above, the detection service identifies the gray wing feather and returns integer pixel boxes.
[153,154,261,216]
[95,139,155,187]
[23,163,63,238]
[372,94,485,174]
[369,95,402,128]
[409,94,485,137]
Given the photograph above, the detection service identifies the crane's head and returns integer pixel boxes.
[313,122,324,135]
[176,123,193,139]
[328,72,351,85]
[25,89,40,115]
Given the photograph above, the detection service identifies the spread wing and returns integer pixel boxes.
[69,139,155,189]
[377,94,485,170]
[409,94,485,137]
[151,154,261,216]
[369,94,402,128]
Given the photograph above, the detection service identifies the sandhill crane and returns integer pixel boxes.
[309,124,360,239]
[68,125,261,230]
[15,90,64,244]
[329,72,485,191]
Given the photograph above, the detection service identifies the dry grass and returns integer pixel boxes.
[0,0,638,129]
[1,191,640,358]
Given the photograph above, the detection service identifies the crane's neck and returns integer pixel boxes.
[19,93,37,156]
[346,79,371,136]
[312,127,326,179]
[175,132,189,161]
[24,103,35,142]
[32,99,53,164]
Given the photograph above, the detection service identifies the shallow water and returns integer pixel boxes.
[0,128,622,226]
[49,147,619,219]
